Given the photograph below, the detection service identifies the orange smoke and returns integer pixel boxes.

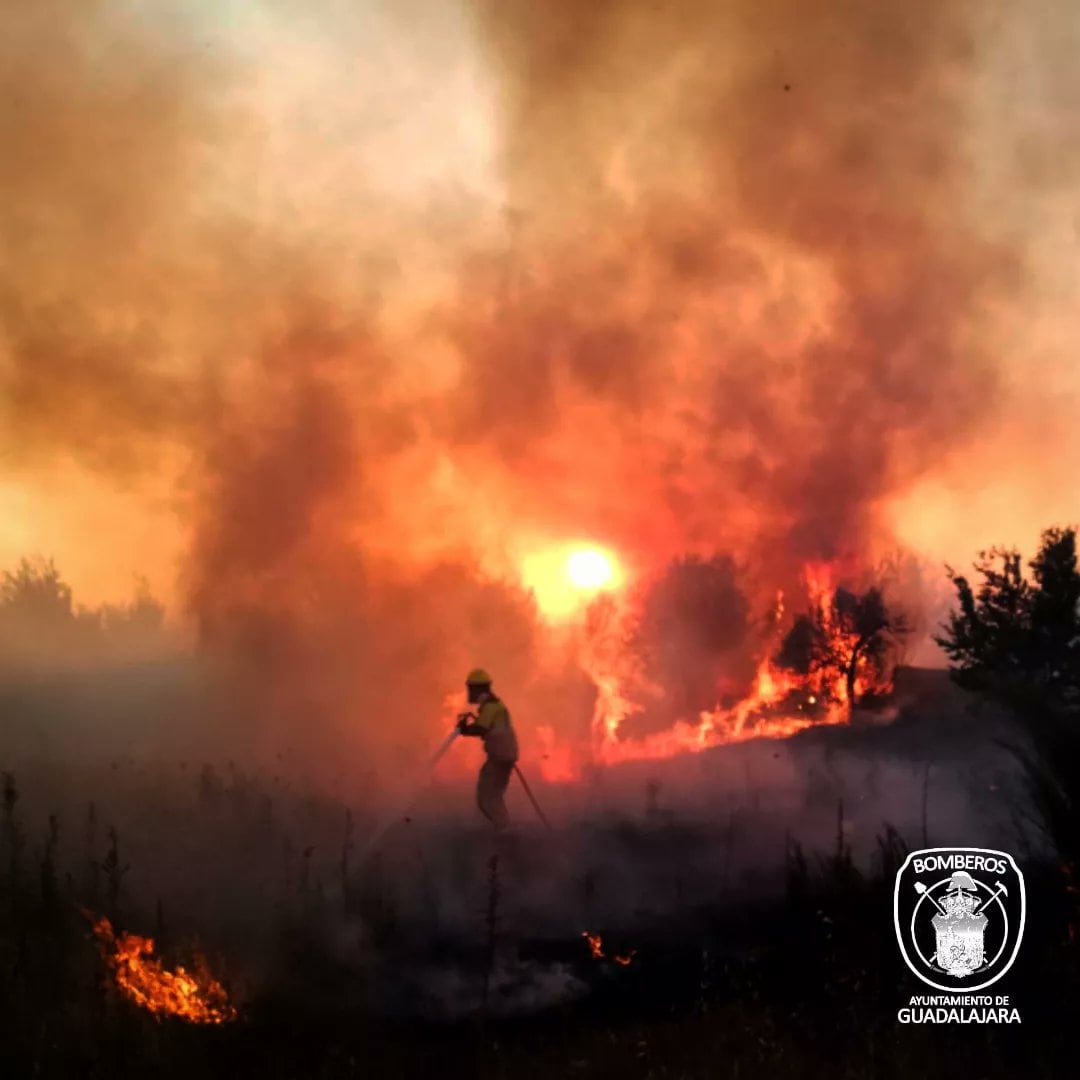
[88,915,237,1025]
[3,2,1080,787]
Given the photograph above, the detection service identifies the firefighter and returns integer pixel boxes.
[456,668,519,830]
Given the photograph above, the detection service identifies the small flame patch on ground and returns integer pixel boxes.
[88,914,237,1025]
[582,930,637,967]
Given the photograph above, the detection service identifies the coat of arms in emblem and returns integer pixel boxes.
[930,871,987,977]
[894,847,1025,992]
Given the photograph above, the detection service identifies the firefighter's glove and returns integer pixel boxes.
[456,712,476,732]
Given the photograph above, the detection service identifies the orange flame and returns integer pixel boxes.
[89,915,237,1025]
[567,562,897,771]
[582,930,604,959]
[581,929,636,966]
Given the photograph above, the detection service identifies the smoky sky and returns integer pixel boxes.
[456,0,1018,566]
[0,0,1072,776]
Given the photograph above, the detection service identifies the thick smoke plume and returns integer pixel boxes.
[460,0,1012,568]
[1,1,1075,781]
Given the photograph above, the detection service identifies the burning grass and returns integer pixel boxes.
[86,912,237,1025]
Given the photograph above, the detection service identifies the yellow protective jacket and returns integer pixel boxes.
[473,697,519,763]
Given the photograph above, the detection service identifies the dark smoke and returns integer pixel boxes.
[632,554,751,730]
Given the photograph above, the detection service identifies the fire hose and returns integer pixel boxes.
[426,727,461,769]
[360,730,461,860]
[454,711,554,831]
[513,764,553,832]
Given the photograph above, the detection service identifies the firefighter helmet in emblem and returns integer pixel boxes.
[894,848,1026,992]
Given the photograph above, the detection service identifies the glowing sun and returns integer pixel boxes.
[567,547,615,589]
[521,543,624,620]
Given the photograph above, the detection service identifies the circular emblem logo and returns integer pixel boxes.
[893,847,1026,992]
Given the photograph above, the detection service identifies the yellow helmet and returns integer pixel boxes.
[465,667,492,686]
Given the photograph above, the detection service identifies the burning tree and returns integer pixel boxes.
[777,583,908,709]
[587,562,912,765]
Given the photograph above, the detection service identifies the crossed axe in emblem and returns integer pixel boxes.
[914,879,1008,916]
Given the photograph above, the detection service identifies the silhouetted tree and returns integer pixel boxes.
[0,557,75,626]
[937,527,1080,871]
[635,554,750,718]
[0,557,95,664]
[778,586,908,707]
[0,557,169,669]
[936,527,1080,701]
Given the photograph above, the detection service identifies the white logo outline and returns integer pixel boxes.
[893,847,1026,992]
